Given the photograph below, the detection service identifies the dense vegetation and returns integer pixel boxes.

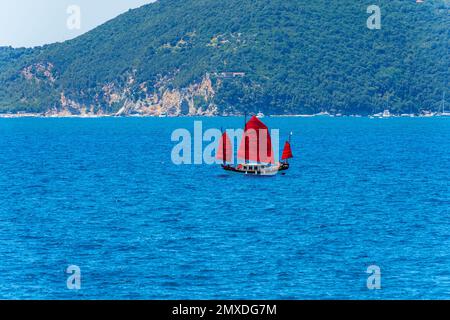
[0,0,448,115]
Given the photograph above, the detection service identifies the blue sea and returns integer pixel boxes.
[0,117,448,300]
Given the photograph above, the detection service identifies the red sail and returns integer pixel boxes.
[281,141,293,160]
[217,132,232,162]
[237,116,274,164]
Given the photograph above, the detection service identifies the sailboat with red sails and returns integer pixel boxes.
[217,115,294,176]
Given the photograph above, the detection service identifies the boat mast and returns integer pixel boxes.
[287,132,292,164]
[441,1,448,114]
[221,127,226,165]
[442,91,446,114]
[244,111,247,164]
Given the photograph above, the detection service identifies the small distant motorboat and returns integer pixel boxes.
[256,112,265,118]
[217,115,293,176]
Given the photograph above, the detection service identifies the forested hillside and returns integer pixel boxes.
[0,0,448,116]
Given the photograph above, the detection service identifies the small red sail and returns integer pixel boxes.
[237,116,274,164]
[281,141,293,160]
[217,132,232,162]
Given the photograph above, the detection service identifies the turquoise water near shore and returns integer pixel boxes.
[0,117,449,299]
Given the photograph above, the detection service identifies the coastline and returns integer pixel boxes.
[1,112,449,119]
[0,113,114,119]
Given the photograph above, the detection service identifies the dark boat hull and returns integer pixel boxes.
[221,163,289,175]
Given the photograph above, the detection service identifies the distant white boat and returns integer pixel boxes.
[256,112,265,118]
[382,110,391,118]
[159,112,167,118]
[421,110,435,117]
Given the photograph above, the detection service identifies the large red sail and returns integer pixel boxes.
[217,132,232,162]
[281,141,293,160]
[237,116,274,164]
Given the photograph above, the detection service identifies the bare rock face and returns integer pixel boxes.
[161,90,182,115]
[20,64,219,116]
[114,73,218,117]
[42,92,98,117]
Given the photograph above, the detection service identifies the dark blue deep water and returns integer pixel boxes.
[0,117,448,299]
